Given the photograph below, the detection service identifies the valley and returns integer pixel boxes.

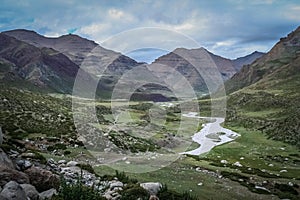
[0,26,300,200]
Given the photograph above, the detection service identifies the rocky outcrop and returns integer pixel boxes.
[0,181,27,200]
[24,166,60,192]
[140,182,162,195]
[20,183,39,200]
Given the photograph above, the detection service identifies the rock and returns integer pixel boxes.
[268,163,274,167]
[66,160,78,167]
[220,160,228,164]
[0,181,27,200]
[20,184,39,200]
[197,182,203,186]
[140,182,162,195]
[0,166,30,187]
[0,148,14,169]
[233,161,243,167]
[110,181,123,190]
[0,127,3,145]
[149,195,160,200]
[39,188,58,200]
[280,169,288,173]
[24,166,60,192]
[254,186,270,193]
[20,152,36,159]
[58,160,67,165]
[16,159,32,171]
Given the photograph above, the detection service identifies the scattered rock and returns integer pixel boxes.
[20,183,39,200]
[110,181,124,190]
[39,188,57,200]
[140,182,162,195]
[220,160,228,164]
[0,148,14,169]
[280,169,288,173]
[0,181,27,200]
[58,160,67,165]
[66,160,78,167]
[254,186,270,193]
[0,166,30,187]
[197,182,203,186]
[24,166,60,192]
[16,159,32,171]
[20,152,36,159]
[233,161,243,167]
[149,195,160,200]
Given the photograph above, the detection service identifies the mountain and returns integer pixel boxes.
[225,26,300,147]
[149,47,263,95]
[3,29,141,76]
[0,33,95,94]
[232,51,265,71]
[3,29,153,99]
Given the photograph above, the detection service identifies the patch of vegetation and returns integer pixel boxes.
[76,163,95,174]
[51,178,105,200]
[108,131,159,153]
[157,184,199,200]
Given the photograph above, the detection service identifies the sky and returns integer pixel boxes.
[0,0,299,63]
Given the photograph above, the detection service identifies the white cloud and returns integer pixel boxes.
[108,9,125,19]
[284,6,300,21]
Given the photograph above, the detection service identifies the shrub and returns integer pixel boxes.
[51,178,105,200]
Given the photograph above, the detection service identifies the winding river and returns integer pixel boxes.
[180,112,240,155]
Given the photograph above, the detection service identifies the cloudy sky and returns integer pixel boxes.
[0,0,299,62]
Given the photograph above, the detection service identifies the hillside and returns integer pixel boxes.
[225,26,300,147]
[151,47,263,94]
[0,33,95,94]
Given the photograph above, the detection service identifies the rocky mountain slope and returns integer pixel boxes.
[3,29,142,76]
[225,26,300,147]
[150,47,263,94]
[0,33,95,94]
[232,51,265,71]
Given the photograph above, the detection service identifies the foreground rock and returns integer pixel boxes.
[24,166,60,192]
[140,182,162,195]
[20,183,39,200]
[39,188,58,200]
[0,181,27,200]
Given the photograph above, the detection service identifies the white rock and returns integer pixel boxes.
[288,182,294,187]
[233,161,243,167]
[255,186,270,193]
[140,182,162,195]
[58,160,67,164]
[268,164,274,167]
[280,170,288,173]
[240,157,244,160]
[66,161,78,167]
[197,182,203,186]
[220,160,228,164]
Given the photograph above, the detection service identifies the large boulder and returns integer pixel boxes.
[39,188,58,200]
[20,184,39,200]
[24,166,60,192]
[0,181,27,200]
[140,182,162,195]
[0,148,14,169]
[0,166,30,187]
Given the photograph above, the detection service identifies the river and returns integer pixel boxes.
[180,112,240,155]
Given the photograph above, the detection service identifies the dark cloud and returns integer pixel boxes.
[0,0,299,59]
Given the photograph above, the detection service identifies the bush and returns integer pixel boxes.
[157,184,199,200]
[51,178,105,200]
[120,184,149,200]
